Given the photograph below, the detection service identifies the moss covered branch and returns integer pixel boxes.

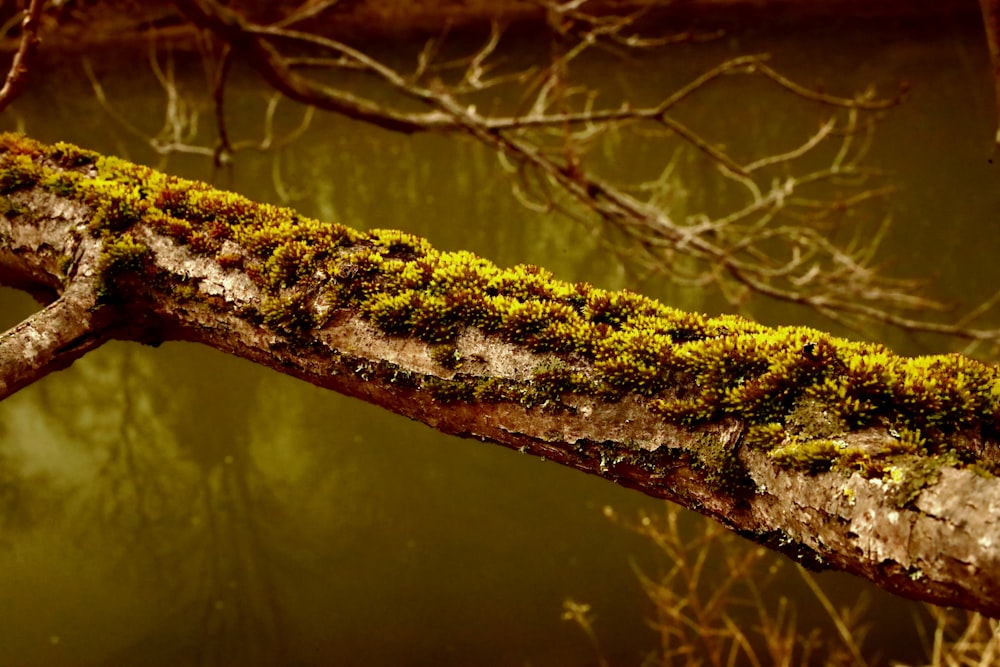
[2,133,1000,617]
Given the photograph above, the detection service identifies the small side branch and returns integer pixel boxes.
[0,282,113,401]
[980,0,1000,146]
[0,0,46,113]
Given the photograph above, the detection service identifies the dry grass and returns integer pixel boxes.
[906,608,1000,667]
[564,504,1000,667]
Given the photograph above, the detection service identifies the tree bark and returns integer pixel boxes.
[3,133,1000,617]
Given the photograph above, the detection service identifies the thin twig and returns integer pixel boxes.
[162,0,1000,346]
[0,0,46,113]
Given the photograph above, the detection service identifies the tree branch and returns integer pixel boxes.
[0,281,112,400]
[172,0,454,134]
[3,135,1000,617]
[981,0,1000,147]
[0,0,46,113]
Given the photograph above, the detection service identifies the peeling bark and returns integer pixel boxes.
[2,136,1000,617]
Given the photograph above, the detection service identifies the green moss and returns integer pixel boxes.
[408,294,465,343]
[532,359,591,403]
[263,238,314,289]
[216,252,244,270]
[0,196,25,218]
[687,431,754,491]
[430,342,462,370]
[5,132,1000,481]
[785,399,848,441]
[99,233,149,272]
[366,228,432,259]
[744,423,786,449]
[446,270,1000,475]
[260,293,316,334]
[0,133,44,156]
[50,141,100,169]
[83,180,150,233]
[0,154,42,193]
[882,456,943,508]
[768,438,844,473]
[96,233,150,303]
[57,254,74,277]
[362,291,418,335]
[473,377,525,403]
[172,283,199,301]
[424,376,476,403]
[40,171,78,197]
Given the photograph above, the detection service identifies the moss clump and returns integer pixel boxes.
[532,359,592,404]
[260,293,316,334]
[473,377,526,403]
[84,180,151,233]
[429,342,462,370]
[262,238,315,289]
[40,171,78,197]
[424,376,476,403]
[883,456,944,507]
[49,141,100,169]
[593,327,673,396]
[768,438,847,474]
[744,423,787,449]
[216,252,244,270]
[96,233,150,303]
[0,154,41,193]
[366,227,432,259]
[0,133,44,156]
[0,196,25,218]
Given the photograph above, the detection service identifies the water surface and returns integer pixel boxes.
[0,8,997,665]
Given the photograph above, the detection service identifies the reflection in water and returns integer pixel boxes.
[0,9,997,667]
[0,339,665,666]
[1,345,287,665]
[80,348,289,666]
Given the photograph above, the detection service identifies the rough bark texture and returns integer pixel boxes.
[2,135,1000,617]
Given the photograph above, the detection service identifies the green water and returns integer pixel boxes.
[1,7,998,666]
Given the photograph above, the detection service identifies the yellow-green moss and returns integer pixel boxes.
[0,154,42,193]
[473,377,526,403]
[0,196,25,218]
[3,132,1000,483]
[96,232,150,303]
[429,342,462,370]
[260,293,316,334]
[532,359,593,403]
[768,438,849,474]
[744,423,787,449]
[883,456,945,507]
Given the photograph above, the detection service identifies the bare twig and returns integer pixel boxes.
[162,0,1000,345]
[0,0,46,113]
[271,0,343,29]
[977,0,1000,147]
[599,505,870,667]
[84,44,315,167]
